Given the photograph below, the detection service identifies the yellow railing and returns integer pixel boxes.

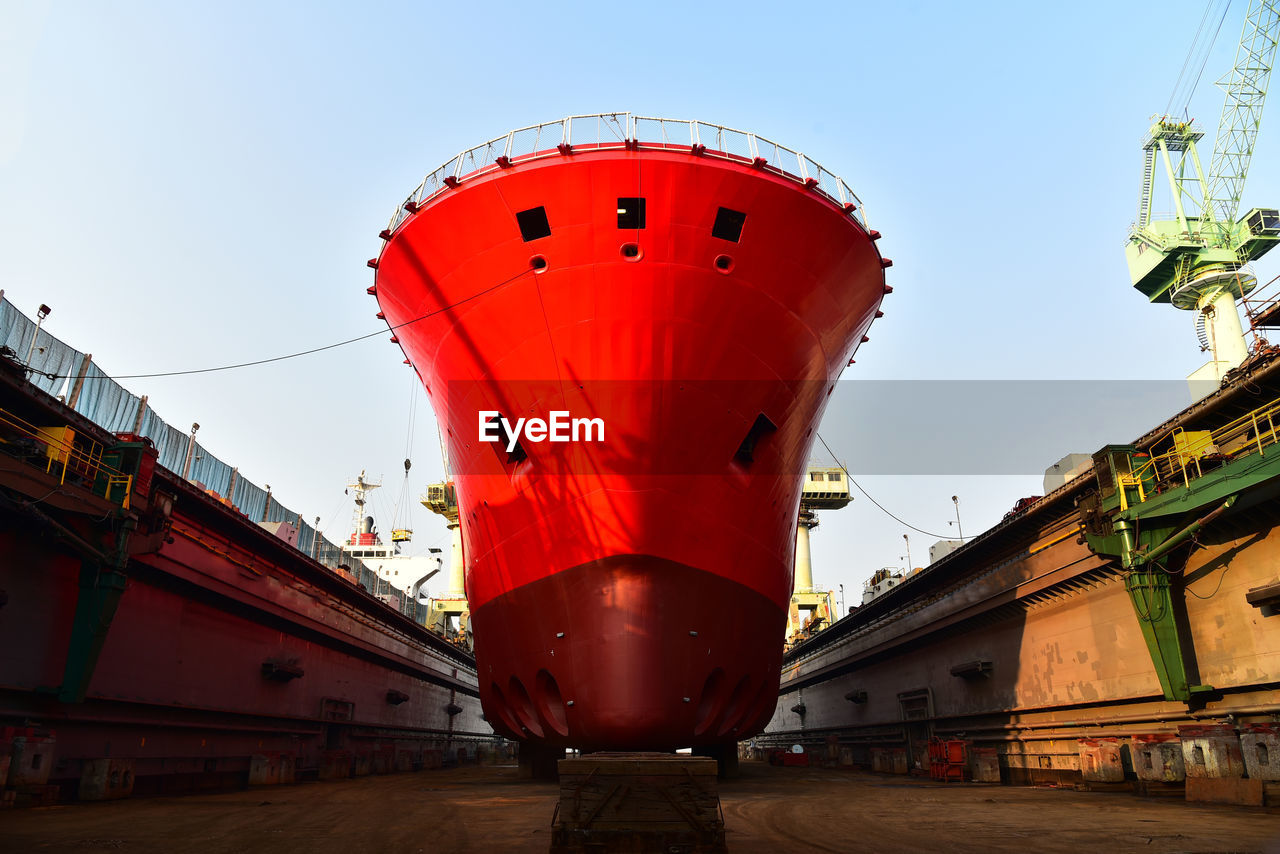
[105,474,133,508]
[0,407,132,509]
[1118,394,1280,509]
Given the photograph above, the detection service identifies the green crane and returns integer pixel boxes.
[1126,0,1280,383]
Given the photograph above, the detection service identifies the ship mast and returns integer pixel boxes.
[347,470,382,542]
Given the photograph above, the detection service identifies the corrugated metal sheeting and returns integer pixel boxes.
[0,295,426,622]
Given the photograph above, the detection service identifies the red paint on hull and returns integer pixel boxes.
[375,143,883,749]
[472,555,783,750]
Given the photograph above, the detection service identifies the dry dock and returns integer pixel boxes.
[760,355,1280,802]
[1,762,1277,853]
[0,299,493,799]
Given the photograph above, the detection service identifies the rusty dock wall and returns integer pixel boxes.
[0,353,496,804]
[759,359,1280,804]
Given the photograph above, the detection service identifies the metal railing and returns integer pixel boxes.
[0,407,133,508]
[1241,271,1280,338]
[1118,394,1280,508]
[386,112,867,234]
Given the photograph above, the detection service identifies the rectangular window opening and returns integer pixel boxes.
[712,207,746,242]
[485,413,528,465]
[734,413,777,465]
[516,206,551,242]
[617,197,646,229]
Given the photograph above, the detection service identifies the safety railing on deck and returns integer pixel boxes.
[1118,395,1280,508]
[0,406,133,508]
[1242,272,1280,341]
[386,112,867,234]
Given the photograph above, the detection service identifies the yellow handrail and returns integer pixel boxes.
[0,407,132,508]
[105,474,134,511]
[1122,393,1280,508]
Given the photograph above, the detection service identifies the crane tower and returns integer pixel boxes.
[785,465,853,648]
[1126,0,1280,389]
[422,481,471,648]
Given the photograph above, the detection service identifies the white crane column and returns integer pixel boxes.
[793,509,815,595]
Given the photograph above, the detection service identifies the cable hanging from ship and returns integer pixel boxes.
[816,431,974,541]
[390,371,419,539]
[35,266,535,382]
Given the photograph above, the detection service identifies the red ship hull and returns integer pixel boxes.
[374,126,885,750]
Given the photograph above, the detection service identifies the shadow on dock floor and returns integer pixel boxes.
[1,761,1276,853]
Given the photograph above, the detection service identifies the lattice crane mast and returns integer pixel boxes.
[1127,0,1280,384]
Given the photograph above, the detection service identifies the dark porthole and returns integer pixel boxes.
[529,255,548,271]
[617,197,646,229]
[712,207,746,242]
[516,206,551,242]
[620,243,642,261]
[714,254,734,273]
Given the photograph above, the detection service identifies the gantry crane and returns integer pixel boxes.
[1127,0,1280,386]
[784,465,852,649]
[421,480,470,647]
[421,422,471,648]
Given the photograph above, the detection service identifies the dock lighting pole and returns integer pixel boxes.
[182,422,200,480]
[903,533,912,573]
[838,583,845,615]
[951,495,964,540]
[263,484,272,522]
[25,304,51,367]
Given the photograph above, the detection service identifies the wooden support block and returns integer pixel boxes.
[551,753,726,854]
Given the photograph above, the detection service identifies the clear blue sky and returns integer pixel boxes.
[3,1,1275,604]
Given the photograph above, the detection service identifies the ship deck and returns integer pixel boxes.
[1,761,1275,853]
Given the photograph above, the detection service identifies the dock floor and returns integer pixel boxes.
[2,763,1276,853]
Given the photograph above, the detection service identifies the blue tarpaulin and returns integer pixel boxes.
[0,294,411,612]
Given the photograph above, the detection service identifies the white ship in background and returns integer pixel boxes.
[340,471,440,612]
[339,471,471,647]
